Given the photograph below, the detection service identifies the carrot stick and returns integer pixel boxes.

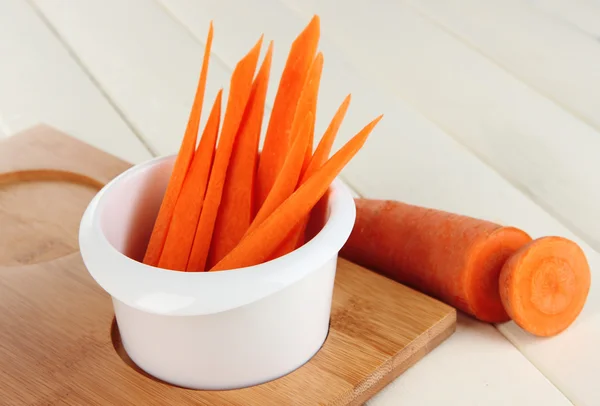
[255,15,320,212]
[271,94,351,259]
[245,111,314,238]
[209,115,382,272]
[302,94,351,183]
[339,199,533,323]
[244,53,323,238]
[157,90,223,271]
[207,41,273,269]
[186,37,263,272]
[499,236,590,336]
[143,23,214,267]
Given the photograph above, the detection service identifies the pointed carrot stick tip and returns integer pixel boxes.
[298,14,320,39]
[310,14,320,27]
[256,34,264,48]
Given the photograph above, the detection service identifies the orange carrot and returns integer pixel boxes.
[339,199,533,323]
[186,37,263,272]
[244,53,323,238]
[143,23,214,267]
[255,15,320,211]
[245,112,314,238]
[499,236,590,336]
[302,94,351,183]
[271,94,351,259]
[207,42,273,269]
[295,53,324,177]
[157,90,223,271]
[301,128,314,177]
[210,115,382,272]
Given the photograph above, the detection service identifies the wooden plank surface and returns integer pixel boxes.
[406,0,600,133]
[0,127,456,406]
[529,0,600,38]
[30,0,239,157]
[0,0,151,164]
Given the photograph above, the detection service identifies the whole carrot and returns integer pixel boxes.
[143,23,214,266]
[210,115,382,272]
[187,37,263,272]
[340,199,533,323]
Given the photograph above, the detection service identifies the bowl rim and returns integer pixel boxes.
[79,155,356,316]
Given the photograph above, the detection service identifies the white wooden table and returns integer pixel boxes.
[1,0,598,404]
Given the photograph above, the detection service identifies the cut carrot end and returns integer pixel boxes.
[466,227,532,323]
[499,236,591,337]
[339,196,531,324]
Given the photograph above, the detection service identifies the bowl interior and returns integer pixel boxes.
[100,157,173,263]
[99,156,330,266]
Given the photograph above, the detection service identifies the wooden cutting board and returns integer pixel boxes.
[0,126,456,406]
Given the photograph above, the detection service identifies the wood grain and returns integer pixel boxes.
[0,0,152,164]
[407,0,600,132]
[0,127,455,405]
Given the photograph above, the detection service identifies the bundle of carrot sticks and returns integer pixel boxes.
[142,16,382,273]
[341,199,591,337]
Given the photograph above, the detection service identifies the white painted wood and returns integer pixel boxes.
[275,1,600,403]
[281,0,600,252]
[158,2,580,405]
[30,0,236,157]
[0,0,151,164]
[528,0,600,37]
[406,0,600,133]
[371,315,571,406]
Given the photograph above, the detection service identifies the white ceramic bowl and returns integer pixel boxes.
[78,155,356,390]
